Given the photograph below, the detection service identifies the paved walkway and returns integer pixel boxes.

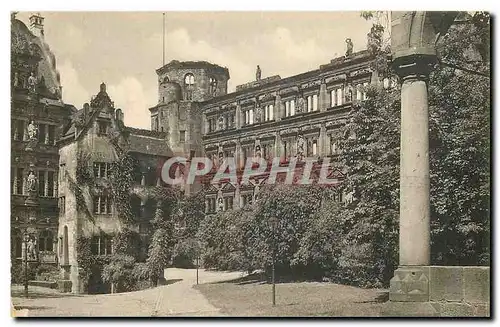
[11,268,245,317]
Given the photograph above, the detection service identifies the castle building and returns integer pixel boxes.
[10,13,74,265]
[152,50,378,214]
[57,83,174,293]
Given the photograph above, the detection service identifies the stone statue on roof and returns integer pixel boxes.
[256,65,261,81]
[345,38,353,57]
[28,72,37,93]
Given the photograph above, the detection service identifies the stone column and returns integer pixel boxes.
[319,124,326,156]
[274,132,281,159]
[235,104,242,128]
[389,55,436,304]
[274,94,282,122]
[399,63,431,266]
[319,82,328,111]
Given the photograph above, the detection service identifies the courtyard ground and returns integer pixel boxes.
[11,268,387,317]
[195,273,387,317]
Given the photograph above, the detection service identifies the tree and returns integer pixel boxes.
[428,12,490,265]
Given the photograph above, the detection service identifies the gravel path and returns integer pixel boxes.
[11,268,245,317]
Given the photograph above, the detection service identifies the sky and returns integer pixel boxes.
[17,11,373,129]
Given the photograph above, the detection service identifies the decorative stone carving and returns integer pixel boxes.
[13,71,19,87]
[296,96,305,113]
[350,68,371,77]
[26,171,37,192]
[255,104,262,123]
[345,38,354,57]
[26,237,37,261]
[218,115,224,131]
[254,140,262,159]
[345,84,353,102]
[217,196,224,212]
[389,266,430,302]
[28,72,37,93]
[279,86,299,96]
[256,65,261,81]
[296,134,305,159]
[325,74,347,85]
[301,79,322,90]
[27,120,37,140]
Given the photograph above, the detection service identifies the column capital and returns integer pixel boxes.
[392,54,437,82]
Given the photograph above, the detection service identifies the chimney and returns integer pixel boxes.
[83,103,90,120]
[29,12,44,38]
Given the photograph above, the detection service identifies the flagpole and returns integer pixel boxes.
[162,12,165,66]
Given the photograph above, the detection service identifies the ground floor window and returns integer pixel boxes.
[91,234,113,255]
[39,229,54,252]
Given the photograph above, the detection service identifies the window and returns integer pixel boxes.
[244,108,254,125]
[208,118,217,133]
[306,95,318,112]
[47,125,55,145]
[39,230,53,252]
[179,130,186,143]
[362,82,369,100]
[262,143,273,160]
[59,196,66,215]
[14,120,24,141]
[47,171,55,197]
[15,168,24,195]
[59,163,66,184]
[264,104,274,121]
[153,117,159,132]
[38,170,45,196]
[93,162,110,178]
[93,195,112,214]
[184,73,195,100]
[336,88,343,106]
[283,141,288,158]
[313,94,318,111]
[312,140,318,156]
[356,85,363,101]
[226,112,235,129]
[206,197,216,213]
[224,196,234,211]
[98,121,108,135]
[91,234,113,255]
[209,77,218,96]
[39,124,46,143]
[241,193,253,207]
[284,99,296,117]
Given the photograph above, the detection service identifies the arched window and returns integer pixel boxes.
[39,229,53,252]
[184,73,195,100]
[209,77,218,96]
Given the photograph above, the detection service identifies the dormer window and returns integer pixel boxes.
[97,121,108,136]
[184,73,195,101]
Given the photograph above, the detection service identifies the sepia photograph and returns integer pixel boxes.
[9,8,491,318]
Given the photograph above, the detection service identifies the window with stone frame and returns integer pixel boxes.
[226,112,235,129]
[284,98,296,117]
[223,195,234,211]
[329,132,341,156]
[93,195,113,214]
[47,171,55,197]
[330,86,344,107]
[93,162,110,178]
[38,124,46,143]
[47,125,55,145]
[14,119,25,141]
[14,167,24,195]
[264,104,274,121]
[91,234,113,255]
[306,94,319,112]
[243,108,254,125]
[241,192,253,207]
[59,196,66,215]
[305,137,318,157]
[97,121,108,136]
[261,141,274,160]
[209,77,218,96]
[205,196,216,213]
[242,144,254,162]
[184,73,195,100]
[38,230,54,252]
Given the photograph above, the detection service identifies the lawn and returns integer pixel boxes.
[195,274,388,317]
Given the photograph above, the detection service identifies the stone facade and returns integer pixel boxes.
[11,15,73,266]
[57,83,174,293]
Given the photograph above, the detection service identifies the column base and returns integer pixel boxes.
[386,266,490,317]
